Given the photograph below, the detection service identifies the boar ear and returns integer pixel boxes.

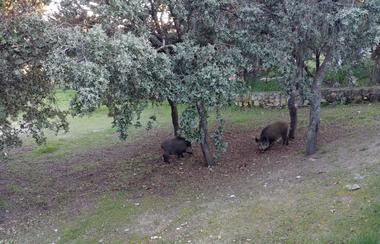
[255,137,259,143]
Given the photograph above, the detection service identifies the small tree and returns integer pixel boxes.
[53,0,183,136]
[51,0,245,166]
[173,42,243,166]
[242,0,380,155]
[302,0,380,155]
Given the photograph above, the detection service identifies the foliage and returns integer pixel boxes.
[4,0,380,161]
[240,0,380,154]
[48,0,245,165]
[245,0,378,88]
[325,58,374,87]
[172,41,243,107]
[0,0,50,16]
[246,79,282,92]
[173,41,242,161]
[46,26,173,140]
[0,14,68,152]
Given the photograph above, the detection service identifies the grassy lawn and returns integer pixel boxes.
[1,90,380,243]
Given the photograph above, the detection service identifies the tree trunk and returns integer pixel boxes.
[315,50,321,72]
[168,98,179,137]
[306,92,321,155]
[288,92,297,139]
[306,47,334,155]
[371,45,380,84]
[196,102,214,167]
[288,48,304,140]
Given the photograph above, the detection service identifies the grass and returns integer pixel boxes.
[170,165,380,243]
[21,90,175,160]
[59,193,139,243]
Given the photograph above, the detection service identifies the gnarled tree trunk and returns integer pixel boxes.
[315,50,321,72]
[288,48,305,140]
[371,44,380,84]
[196,102,214,167]
[306,48,334,155]
[168,98,179,137]
[306,92,321,155]
[288,92,297,139]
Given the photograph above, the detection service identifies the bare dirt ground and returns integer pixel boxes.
[1,122,379,243]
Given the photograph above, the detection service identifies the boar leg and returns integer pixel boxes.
[282,132,289,145]
[163,154,171,163]
[177,153,184,158]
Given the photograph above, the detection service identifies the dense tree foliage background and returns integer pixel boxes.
[1,0,380,164]
[0,2,68,152]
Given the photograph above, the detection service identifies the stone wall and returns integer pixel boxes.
[236,86,380,108]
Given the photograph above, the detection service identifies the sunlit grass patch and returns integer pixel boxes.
[59,193,139,243]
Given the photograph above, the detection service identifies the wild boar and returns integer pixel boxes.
[255,121,289,152]
[161,136,193,163]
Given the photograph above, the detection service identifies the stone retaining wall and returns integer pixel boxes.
[236,86,380,108]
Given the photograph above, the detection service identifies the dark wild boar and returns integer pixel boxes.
[255,121,289,152]
[161,136,193,163]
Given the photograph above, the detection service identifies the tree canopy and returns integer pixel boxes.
[1,0,380,164]
[45,0,246,166]
[0,12,68,152]
[46,25,173,139]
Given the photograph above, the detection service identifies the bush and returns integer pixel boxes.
[246,79,281,92]
[325,59,373,87]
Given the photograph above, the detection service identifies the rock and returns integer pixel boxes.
[346,184,361,191]
[354,174,365,180]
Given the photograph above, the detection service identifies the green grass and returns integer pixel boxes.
[349,235,380,244]
[21,90,176,159]
[59,193,140,243]
[181,166,380,243]
[34,141,62,155]
[55,192,187,243]
[54,89,76,110]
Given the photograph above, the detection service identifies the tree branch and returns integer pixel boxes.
[312,45,335,90]
[156,44,176,52]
